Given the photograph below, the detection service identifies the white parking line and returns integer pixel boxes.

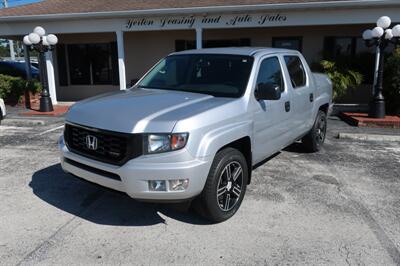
[36,125,64,136]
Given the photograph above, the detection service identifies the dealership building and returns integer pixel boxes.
[0,0,399,103]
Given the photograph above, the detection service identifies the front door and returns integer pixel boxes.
[252,56,293,163]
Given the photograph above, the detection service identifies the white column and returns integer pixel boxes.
[196,28,203,49]
[46,51,58,104]
[116,30,126,90]
[372,46,380,96]
[9,40,15,60]
[23,44,32,80]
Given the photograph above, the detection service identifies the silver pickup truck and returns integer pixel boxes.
[59,47,332,222]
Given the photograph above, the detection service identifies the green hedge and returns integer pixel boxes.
[314,60,363,101]
[0,74,41,102]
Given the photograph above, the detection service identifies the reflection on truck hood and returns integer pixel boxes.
[66,88,233,133]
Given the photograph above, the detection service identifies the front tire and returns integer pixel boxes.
[195,147,248,223]
[302,110,327,152]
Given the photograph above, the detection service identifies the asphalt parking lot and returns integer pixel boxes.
[0,118,399,265]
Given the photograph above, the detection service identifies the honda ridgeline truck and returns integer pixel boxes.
[59,48,332,222]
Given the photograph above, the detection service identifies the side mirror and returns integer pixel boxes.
[255,83,281,100]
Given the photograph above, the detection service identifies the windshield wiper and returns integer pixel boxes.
[138,85,217,97]
[137,85,172,90]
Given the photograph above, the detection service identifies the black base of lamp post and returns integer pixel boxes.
[368,99,385,118]
[39,95,54,112]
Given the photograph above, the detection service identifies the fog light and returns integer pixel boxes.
[148,180,166,191]
[169,179,189,191]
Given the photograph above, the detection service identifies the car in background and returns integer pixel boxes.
[0,61,40,80]
[0,98,6,125]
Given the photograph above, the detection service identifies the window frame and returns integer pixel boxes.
[63,42,115,86]
[283,55,308,89]
[254,55,287,97]
[323,36,375,59]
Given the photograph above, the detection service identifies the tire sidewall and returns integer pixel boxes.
[312,111,327,150]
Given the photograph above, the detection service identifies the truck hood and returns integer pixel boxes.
[66,88,224,133]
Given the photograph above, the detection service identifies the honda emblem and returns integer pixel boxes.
[85,135,98,150]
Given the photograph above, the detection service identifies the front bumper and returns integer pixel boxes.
[59,136,212,201]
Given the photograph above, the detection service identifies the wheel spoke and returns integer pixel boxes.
[232,184,241,197]
[217,186,227,197]
[225,165,232,180]
[224,194,231,210]
[232,167,242,181]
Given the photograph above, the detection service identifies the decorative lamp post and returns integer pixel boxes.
[362,16,400,118]
[23,26,58,112]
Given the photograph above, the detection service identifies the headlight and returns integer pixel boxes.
[144,133,189,154]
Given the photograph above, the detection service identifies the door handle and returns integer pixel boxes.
[285,101,290,112]
[309,93,314,102]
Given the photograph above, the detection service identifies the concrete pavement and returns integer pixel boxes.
[0,118,399,265]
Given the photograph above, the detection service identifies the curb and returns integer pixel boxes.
[338,133,400,142]
[2,118,46,127]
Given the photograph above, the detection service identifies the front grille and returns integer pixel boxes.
[64,123,143,166]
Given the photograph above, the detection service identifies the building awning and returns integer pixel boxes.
[0,0,399,21]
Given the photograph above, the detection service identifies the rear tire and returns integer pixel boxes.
[302,110,327,152]
[195,147,248,223]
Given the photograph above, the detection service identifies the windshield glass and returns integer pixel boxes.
[138,54,254,98]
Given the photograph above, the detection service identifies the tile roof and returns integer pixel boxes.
[0,0,355,17]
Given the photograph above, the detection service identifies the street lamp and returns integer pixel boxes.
[362,16,400,118]
[23,26,58,112]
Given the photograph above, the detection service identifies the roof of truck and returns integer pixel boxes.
[172,47,298,56]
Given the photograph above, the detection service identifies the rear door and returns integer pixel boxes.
[283,55,314,138]
[252,55,292,163]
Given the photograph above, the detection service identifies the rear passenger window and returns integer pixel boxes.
[284,56,306,88]
[256,57,284,92]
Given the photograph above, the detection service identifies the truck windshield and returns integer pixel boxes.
[137,54,254,98]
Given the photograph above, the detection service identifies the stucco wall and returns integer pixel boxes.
[124,30,195,83]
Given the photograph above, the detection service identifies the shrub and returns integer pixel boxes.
[383,48,400,115]
[0,74,41,103]
[319,60,363,101]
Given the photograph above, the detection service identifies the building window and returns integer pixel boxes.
[323,37,373,59]
[67,43,113,85]
[175,38,251,52]
[57,42,119,86]
[272,37,302,52]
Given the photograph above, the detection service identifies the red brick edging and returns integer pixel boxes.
[340,112,400,129]
[20,105,70,117]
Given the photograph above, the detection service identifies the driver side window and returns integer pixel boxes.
[256,57,284,92]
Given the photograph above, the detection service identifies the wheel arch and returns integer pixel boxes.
[319,103,330,114]
[216,136,252,184]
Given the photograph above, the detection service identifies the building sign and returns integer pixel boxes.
[125,13,288,30]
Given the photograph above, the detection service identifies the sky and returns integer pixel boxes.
[1,0,41,8]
